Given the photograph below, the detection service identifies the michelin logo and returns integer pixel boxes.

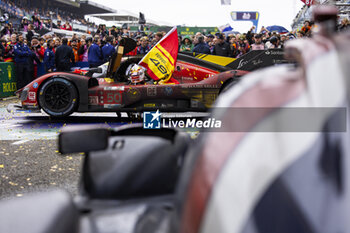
[143,110,162,129]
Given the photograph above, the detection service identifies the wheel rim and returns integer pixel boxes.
[44,82,72,111]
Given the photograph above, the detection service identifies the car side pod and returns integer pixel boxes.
[59,125,111,154]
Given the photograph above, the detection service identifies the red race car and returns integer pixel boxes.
[15,39,248,117]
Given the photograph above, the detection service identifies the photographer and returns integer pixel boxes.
[109,25,119,37]
[4,34,17,62]
[78,38,90,62]
[1,23,13,37]
[31,37,45,61]
[28,38,41,80]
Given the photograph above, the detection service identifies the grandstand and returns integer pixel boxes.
[292,0,350,29]
[0,0,169,33]
[0,0,117,33]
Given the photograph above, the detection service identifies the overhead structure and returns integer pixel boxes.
[86,10,170,27]
[78,0,115,15]
[231,11,260,32]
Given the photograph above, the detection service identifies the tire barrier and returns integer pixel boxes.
[0,63,16,98]
[0,62,89,99]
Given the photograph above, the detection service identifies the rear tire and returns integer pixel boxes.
[219,78,239,94]
[38,78,78,117]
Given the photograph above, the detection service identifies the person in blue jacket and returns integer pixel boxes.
[102,36,115,63]
[193,35,211,54]
[14,34,32,89]
[88,38,103,68]
[43,39,55,72]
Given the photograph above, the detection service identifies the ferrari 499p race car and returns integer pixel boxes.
[15,37,249,117]
[13,36,288,117]
[1,6,349,233]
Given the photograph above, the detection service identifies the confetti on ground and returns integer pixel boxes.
[9,181,18,186]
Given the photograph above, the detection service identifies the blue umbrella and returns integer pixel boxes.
[266,25,289,34]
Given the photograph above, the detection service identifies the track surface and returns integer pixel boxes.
[0,99,201,199]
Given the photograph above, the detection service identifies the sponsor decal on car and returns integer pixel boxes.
[103,78,115,83]
[144,103,156,107]
[163,86,173,96]
[103,104,122,108]
[28,92,36,101]
[127,88,141,101]
[104,92,122,104]
[147,86,157,96]
[103,86,125,91]
[182,84,218,89]
[88,96,99,105]
[33,82,38,89]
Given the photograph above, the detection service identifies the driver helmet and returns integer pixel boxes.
[129,64,145,84]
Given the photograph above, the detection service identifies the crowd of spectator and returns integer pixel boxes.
[179,23,305,58]
[0,2,348,92]
[179,18,349,58]
[0,0,93,33]
[0,15,171,90]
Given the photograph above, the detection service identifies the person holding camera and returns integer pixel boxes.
[28,38,41,80]
[78,38,90,62]
[4,34,17,62]
[1,23,13,37]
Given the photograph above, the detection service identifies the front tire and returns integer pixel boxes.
[38,77,78,117]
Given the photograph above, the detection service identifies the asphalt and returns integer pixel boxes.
[0,98,202,200]
[0,98,132,200]
[0,98,83,199]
